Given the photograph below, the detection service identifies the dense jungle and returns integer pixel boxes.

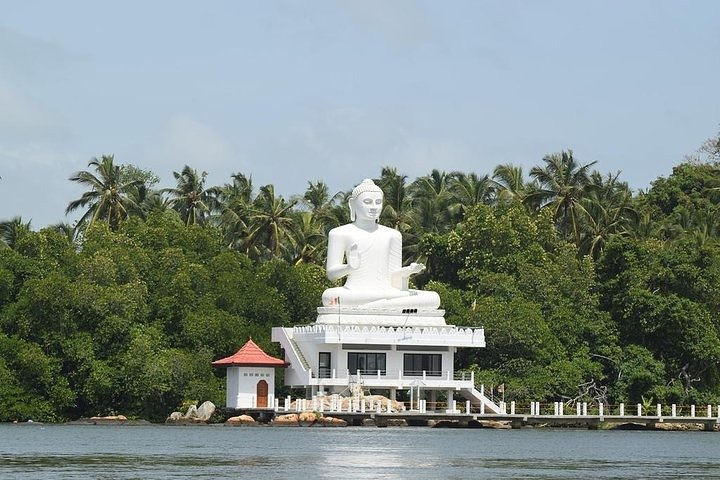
[1,130,719,422]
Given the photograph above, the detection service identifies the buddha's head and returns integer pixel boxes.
[349,178,383,223]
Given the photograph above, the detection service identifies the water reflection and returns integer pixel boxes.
[1,426,720,479]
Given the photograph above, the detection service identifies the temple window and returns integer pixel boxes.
[347,352,386,375]
[403,353,442,376]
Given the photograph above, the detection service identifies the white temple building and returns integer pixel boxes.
[272,179,499,412]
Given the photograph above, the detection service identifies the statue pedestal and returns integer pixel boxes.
[316,307,447,327]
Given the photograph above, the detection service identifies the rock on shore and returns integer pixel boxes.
[225,415,257,426]
[271,412,347,427]
[166,401,216,424]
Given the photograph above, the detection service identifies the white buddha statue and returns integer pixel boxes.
[320,179,441,310]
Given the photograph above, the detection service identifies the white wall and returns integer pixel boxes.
[298,338,455,377]
[225,366,276,409]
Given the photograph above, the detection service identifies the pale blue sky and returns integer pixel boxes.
[1,0,719,227]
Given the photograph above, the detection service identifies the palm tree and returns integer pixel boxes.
[128,184,169,219]
[290,211,326,265]
[217,173,255,251]
[163,165,220,226]
[0,216,31,249]
[448,171,492,221]
[376,167,414,232]
[66,155,143,231]
[409,170,455,233]
[578,172,637,258]
[296,180,344,232]
[528,150,598,244]
[49,222,82,249]
[246,184,298,259]
[325,191,352,232]
[491,163,539,208]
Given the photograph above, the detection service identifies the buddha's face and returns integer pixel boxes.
[351,191,383,222]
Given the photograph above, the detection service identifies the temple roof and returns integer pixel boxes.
[212,338,287,367]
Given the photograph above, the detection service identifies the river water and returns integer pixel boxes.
[1,424,719,479]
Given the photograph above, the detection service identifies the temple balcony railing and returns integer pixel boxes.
[292,324,485,347]
[305,368,476,389]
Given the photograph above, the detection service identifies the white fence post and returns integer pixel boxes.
[599,403,604,417]
[582,402,588,416]
[691,405,695,417]
[671,404,676,417]
[657,404,662,417]
[466,400,471,414]
[619,403,624,416]
[637,403,642,416]
[510,401,516,415]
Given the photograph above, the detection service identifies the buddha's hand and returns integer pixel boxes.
[347,243,361,269]
[408,262,425,274]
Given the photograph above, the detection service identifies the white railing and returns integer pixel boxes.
[294,324,482,337]
[272,395,720,423]
[304,368,475,386]
[291,324,484,347]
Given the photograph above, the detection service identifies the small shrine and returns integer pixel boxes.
[212,338,287,409]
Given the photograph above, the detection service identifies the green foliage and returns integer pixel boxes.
[4,151,720,421]
[597,236,720,396]
[612,345,666,403]
[432,202,615,402]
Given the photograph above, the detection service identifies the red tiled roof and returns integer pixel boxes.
[212,338,287,367]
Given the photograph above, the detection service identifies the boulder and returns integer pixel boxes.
[316,416,347,427]
[89,415,127,421]
[196,401,216,422]
[652,422,704,431]
[272,413,299,426]
[290,394,405,413]
[226,415,257,426]
[185,405,198,419]
[298,411,318,426]
[364,394,406,412]
[166,402,215,424]
[475,420,512,429]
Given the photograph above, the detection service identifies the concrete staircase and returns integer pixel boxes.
[459,387,501,414]
[271,327,310,384]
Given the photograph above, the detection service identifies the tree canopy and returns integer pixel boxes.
[2,129,720,421]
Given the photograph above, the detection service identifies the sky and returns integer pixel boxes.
[1,0,719,228]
